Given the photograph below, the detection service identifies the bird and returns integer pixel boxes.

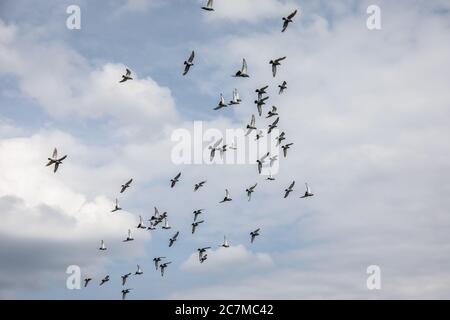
[214,94,228,110]
[220,189,232,203]
[45,148,67,173]
[183,50,195,76]
[246,183,257,201]
[220,236,230,248]
[276,132,286,146]
[147,221,156,231]
[198,247,211,262]
[171,172,181,188]
[150,207,162,223]
[194,180,207,191]
[266,106,278,118]
[268,117,279,134]
[269,57,286,77]
[229,88,241,105]
[137,215,146,229]
[245,115,257,136]
[282,143,293,158]
[99,240,107,251]
[192,220,205,234]
[193,209,205,222]
[284,181,295,198]
[119,68,133,83]
[121,273,132,286]
[160,262,172,277]
[209,138,223,161]
[201,0,214,11]
[122,289,132,300]
[269,155,278,167]
[282,10,298,32]
[255,85,269,100]
[254,96,269,116]
[100,275,110,286]
[266,172,276,181]
[169,231,179,247]
[111,198,122,213]
[257,152,270,174]
[153,257,166,270]
[233,58,249,77]
[162,218,171,230]
[250,229,260,243]
[279,81,288,94]
[120,178,133,193]
[123,229,134,242]
[200,254,208,264]
[300,183,314,198]
[255,130,264,141]
[135,264,143,275]
[84,278,92,287]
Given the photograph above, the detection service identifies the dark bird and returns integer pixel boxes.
[183,50,195,76]
[135,265,143,275]
[192,220,205,234]
[255,85,269,100]
[276,132,286,146]
[282,143,293,158]
[284,181,295,198]
[123,229,134,242]
[282,10,298,32]
[269,57,286,77]
[147,221,156,231]
[160,262,172,277]
[153,257,166,270]
[99,240,107,251]
[278,81,288,94]
[169,231,179,247]
[266,106,278,118]
[46,148,67,173]
[100,275,110,286]
[246,183,257,201]
[121,273,132,286]
[300,183,314,198]
[233,58,249,78]
[194,180,207,191]
[198,247,211,262]
[84,278,92,287]
[201,0,214,11]
[122,289,132,300]
[254,96,269,117]
[120,178,133,193]
[268,117,279,134]
[171,172,181,188]
[193,209,205,222]
[220,189,232,203]
[245,115,257,136]
[111,198,122,213]
[119,68,133,83]
[257,152,270,174]
[250,229,260,243]
[200,254,208,264]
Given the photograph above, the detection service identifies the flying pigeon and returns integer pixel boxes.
[121,273,132,286]
[193,209,205,222]
[153,257,166,270]
[276,132,286,146]
[111,198,122,213]
[282,10,298,32]
[254,96,269,117]
[269,155,278,167]
[257,152,270,174]
[45,148,67,173]
[135,265,143,275]
[123,229,134,242]
[209,138,223,161]
[229,88,241,105]
[300,183,314,198]
[171,172,181,188]
[183,50,195,76]
[99,240,107,251]
[233,58,249,78]
[160,262,172,277]
[84,278,92,288]
[122,289,132,300]
[162,218,171,230]
[245,115,257,136]
[120,178,133,193]
[266,171,276,181]
[220,189,232,203]
[119,68,133,83]
[194,180,207,191]
[250,229,261,243]
[255,85,269,100]
[220,236,230,248]
[255,130,264,141]
[100,275,110,286]
[266,106,278,118]
[284,181,295,198]
[169,231,179,247]
[282,143,293,158]
[198,247,211,262]
[279,81,288,94]
[214,94,228,111]
[201,0,214,11]
[269,57,287,77]
[268,117,279,134]
[192,220,205,234]
[136,215,146,229]
[246,183,257,201]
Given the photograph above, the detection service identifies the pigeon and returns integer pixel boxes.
[162,218,172,230]
[111,198,122,213]
[150,207,162,222]
[123,229,134,242]
[147,221,156,231]
[220,189,232,203]
[257,152,270,174]
[119,68,133,83]
[183,50,195,76]
[279,81,288,94]
[45,148,67,173]
[229,88,241,105]
[255,85,269,100]
[250,229,260,243]
[276,132,286,146]
[84,278,92,287]
[254,96,269,117]
[220,236,230,248]
[121,273,132,286]
[200,254,208,264]
[153,257,166,270]
[194,180,207,191]
[268,117,279,134]
[99,240,107,251]
[120,178,133,193]
[122,289,132,300]
[198,247,211,262]
[269,155,278,167]
[171,172,181,188]
[233,58,249,78]
[269,57,287,77]
[135,265,143,275]
[209,138,223,161]
[214,94,228,110]
[266,172,276,181]
[300,183,314,198]
[100,275,110,286]
[192,220,205,234]
[201,0,214,11]
[246,183,257,201]
[284,181,295,198]
[266,106,278,118]
[245,115,257,136]
[282,143,294,158]
[169,231,179,247]
[193,209,205,222]
[160,262,172,277]
[255,130,264,141]
[137,215,146,229]
[282,10,298,32]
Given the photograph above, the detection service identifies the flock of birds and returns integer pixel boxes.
[46,2,311,300]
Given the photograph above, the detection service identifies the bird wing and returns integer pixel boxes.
[213,138,223,149]
[282,20,289,32]
[175,172,181,180]
[225,189,230,198]
[276,56,287,63]
[126,68,131,76]
[260,152,270,162]
[271,117,280,127]
[290,181,295,189]
[52,148,58,159]
[188,50,195,63]
[288,10,298,19]
[207,0,213,8]
[242,59,248,73]
[54,162,59,173]
[272,64,277,77]
[250,114,255,126]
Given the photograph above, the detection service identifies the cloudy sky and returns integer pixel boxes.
[1,0,450,299]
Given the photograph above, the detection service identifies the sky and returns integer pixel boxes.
[0,0,450,300]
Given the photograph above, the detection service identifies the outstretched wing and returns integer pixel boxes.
[288,10,298,20]
[126,68,131,76]
[242,58,248,73]
[188,50,195,63]
[52,148,58,159]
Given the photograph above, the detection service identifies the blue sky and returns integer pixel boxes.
[1,0,450,299]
